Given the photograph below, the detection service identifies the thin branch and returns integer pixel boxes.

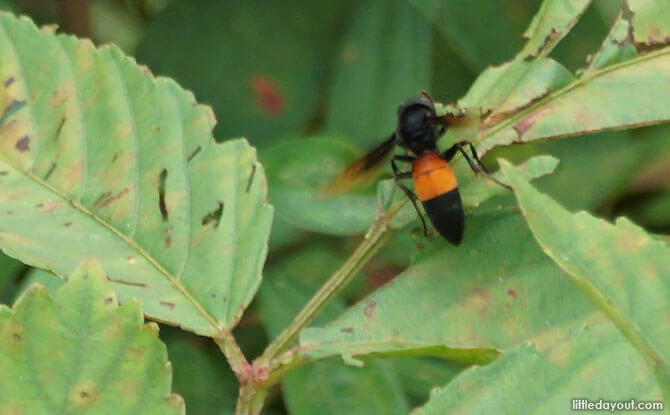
[215,330,251,383]
[259,206,396,364]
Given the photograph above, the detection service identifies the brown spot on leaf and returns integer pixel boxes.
[93,192,111,206]
[96,188,130,208]
[0,171,7,176]
[164,226,172,248]
[69,381,98,409]
[104,297,113,304]
[245,165,257,193]
[340,327,354,333]
[37,200,62,213]
[466,287,491,317]
[44,162,57,180]
[64,222,72,227]
[107,277,146,288]
[507,288,517,299]
[54,117,66,141]
[4,77,14,87]
[15,135,29,152]
[251,75,284,116]
[160,301,176,310]
[187,145,201,162]
[364,300,376,317]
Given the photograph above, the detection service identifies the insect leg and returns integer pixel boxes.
[442,141,512,190]
[391,155,429,236]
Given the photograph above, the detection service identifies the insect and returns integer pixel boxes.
[330,91,510,245]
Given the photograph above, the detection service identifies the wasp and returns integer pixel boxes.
[330,91,510,245]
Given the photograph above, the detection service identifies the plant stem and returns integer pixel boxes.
[236,384,268,415]
[215,330,250,382]
[234,200,404,414]
[260,210,394,363]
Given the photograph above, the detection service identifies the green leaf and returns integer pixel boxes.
[325,0,431,147]
[0,14,272,337]
[262,138,377,236]
[458,59,574,119]
[628,0,670,47]
[519,0,592,58]
[0,260,184,415]
[467,0,670,155]
[257,246,409,415]
[499,159,670,392]
[461,155,559,208]
[582,0,670,74]
[416,326,665,415]
[478,46,670,153]
[137,0,352,144]
[299,208,601,362]
[585,11,637,71]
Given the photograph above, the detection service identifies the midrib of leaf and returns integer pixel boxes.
[477,45,670,149]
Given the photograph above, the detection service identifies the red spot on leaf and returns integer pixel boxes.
[366,265,402,289]
[513,106,552,139]
[251,76,284,116]
[15,135,29,152]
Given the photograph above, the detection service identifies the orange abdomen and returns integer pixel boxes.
[412,152,458,201]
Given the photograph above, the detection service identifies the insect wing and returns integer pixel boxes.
[325,133,398,194]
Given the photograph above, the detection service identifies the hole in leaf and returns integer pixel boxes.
[202,201,224,228]
[158,169,168,221]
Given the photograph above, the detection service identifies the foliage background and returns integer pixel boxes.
[0,0,669,414]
